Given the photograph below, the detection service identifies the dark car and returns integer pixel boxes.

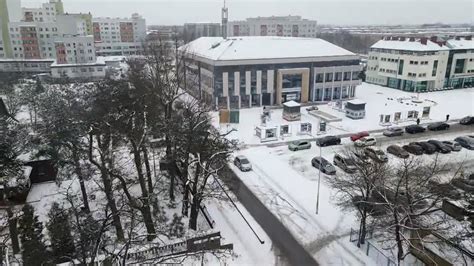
[387,145,410,158]
[402,144,424,155]
[316,136,341,147]
[427,140,451,154]
[427,122,450,131]
[412,141,437,154]
[311,156,336,175]
[454,136,474,150]
[364,147,388,163]
[405,124,426,134]
[460,116,474,125]
[333,154,357,173]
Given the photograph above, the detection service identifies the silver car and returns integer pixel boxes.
[234,155,252,171]
[383,127,404,137]
[288,140,312,151]
[311,156,336,175]
[442,141,462,152]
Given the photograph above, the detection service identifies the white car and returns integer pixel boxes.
[354,137,377,147]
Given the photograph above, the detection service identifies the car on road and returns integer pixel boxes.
[405,124,426,134]
[306,106,319,112]
[364,147,388,163]
[412,141,437,154]
[354,137,377,147]
[233,155,252,172]
[350,131,370,142]
[427,140,451,154]
[402,144,424,155]
[288,140,311,151]
[442,141,462,152]
[311,156,336,175]
[333,154,357,173]
[454,136,474,150]
[460,116,474,125]
[383,127,404,137]
[427,122,450,131]
[387,145,410,158]
[316,136,341,147]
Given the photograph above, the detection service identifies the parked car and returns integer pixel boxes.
[427,140,451,154]
[412,141,437,155]
[316,136,341,147]
[233,155,252,172]
[306,106,319,112]
[383,127,404,137]
[442,141,462,152]
[427,122,450,131]
[353,151,370,162]
[333,154,357,173]
[402,144,424,155]
[454,136,474,150]
[460,116,474,125]
[387,145,410,158]
[311,156,336,175]
[405,124,426,134]
[354,137,377,147]
[364,147,388,163]
[350,131,370,142]
[288,140,311,151]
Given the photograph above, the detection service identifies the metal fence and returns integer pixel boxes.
[349,228,396,266]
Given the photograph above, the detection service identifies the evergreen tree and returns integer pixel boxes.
[47,203,75,263]
[18,204,49,265]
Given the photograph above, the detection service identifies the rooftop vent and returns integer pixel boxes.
[455,36,461,40]
[430,36,438,42]
[466,36,472,40]
[409,37,415,42]
[420,37,428,45]
[400,37,406,41]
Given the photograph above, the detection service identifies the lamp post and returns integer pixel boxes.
[316,144,322,214]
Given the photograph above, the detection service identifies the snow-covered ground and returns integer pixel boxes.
[231,129,474,265]
[213,83,474,145]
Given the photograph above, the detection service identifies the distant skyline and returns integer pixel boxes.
[22,0,473,26]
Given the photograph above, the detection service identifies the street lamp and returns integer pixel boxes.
[316,144,322,215]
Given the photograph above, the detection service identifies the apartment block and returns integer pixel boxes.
[92,13,146,56]
[22,0,64,23]
[228,16,318,38]
[183,23,221,42]
[366,36,473,91]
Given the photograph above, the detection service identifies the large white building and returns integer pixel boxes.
[228,16,318,38]
[22,0,64,23]
[92,13,146,56]
[180,36,361,109]
[366,36,474,91]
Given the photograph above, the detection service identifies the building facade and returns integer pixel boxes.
[183,23,221,43]
[180,37,361,109]
[50,35,105,79]
[228,16,317,38]
[22,0,63,23]
[366,36,473,91]
[92,13,146,56]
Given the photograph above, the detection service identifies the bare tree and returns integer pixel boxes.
[325,148,390,247]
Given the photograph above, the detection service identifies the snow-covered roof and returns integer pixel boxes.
[181,36,356,62]
[446,38,474,50]
[283,100,301,107]
[371,39,449,51]
[50,57,106,67]
[347,99,366,105]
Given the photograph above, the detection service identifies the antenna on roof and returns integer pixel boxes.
[222,0,228,39]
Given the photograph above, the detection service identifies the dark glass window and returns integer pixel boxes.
[316,73,324,83]
[432,60,438,77]
[398,59,404,75]
[325,73,333,82]
[454,59,465,74]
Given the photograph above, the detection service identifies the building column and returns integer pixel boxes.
[267,70,274,105]
[257,70,262,106]
[234,71,241,108]
[223,72,230,109]
[246,71,251,108]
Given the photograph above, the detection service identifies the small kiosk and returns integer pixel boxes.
[345,100,366,119]
[282,101,301,121]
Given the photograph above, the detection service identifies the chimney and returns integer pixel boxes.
[466,36,472,40]
[409,37,415,42]
[400,36,406,41]
[455,36,461,40]
[430,36,437,42]
[420,37,427,45]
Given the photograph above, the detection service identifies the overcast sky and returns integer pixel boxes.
[22,0,473,26]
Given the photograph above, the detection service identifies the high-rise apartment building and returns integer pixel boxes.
[183,23,221,42]
[92,13,146,56]
[228,16,318,38]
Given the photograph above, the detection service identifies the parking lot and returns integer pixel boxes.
[231,124,474,265]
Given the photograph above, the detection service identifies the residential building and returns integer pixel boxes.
[92,13,146,56]
[50,35,105,79]
[228,16,318,38]
[179,36,361,109]
[7,22,60,60]
[366,36,473,91]
[56,13,91,35]
[183,23,221,42]
[22,0,63,23]
[1,0,22,58]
